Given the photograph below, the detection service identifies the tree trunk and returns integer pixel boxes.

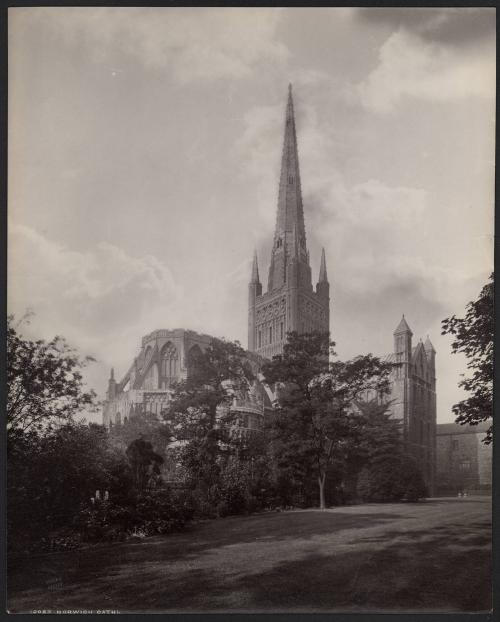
[318,473,326,510]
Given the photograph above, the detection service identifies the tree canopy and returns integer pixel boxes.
[442,273,493,443]
[164,338,256,499]
[262,332,392,509]
[7,314,97,435]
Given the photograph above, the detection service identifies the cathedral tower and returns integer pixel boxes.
[248,85,330,358]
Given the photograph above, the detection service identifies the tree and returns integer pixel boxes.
[7,314,97,435]
[263,332,392,509]
[442,273,493,443]
[165,338,255,505]
[343,398,402,501]
[126,436,164,491]
[110,409,172,465]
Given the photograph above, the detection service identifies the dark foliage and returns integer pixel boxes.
[357,454,428,502]
[7,314,97,435]
[263,332,392,509]
[442,273,493,443]
[126,436,165,490]
[8,421,134,551]
[76,487,195,542]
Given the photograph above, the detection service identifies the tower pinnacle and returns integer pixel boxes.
[250,250,260,283]
[319,247,328,282]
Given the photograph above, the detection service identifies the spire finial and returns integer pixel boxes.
[110,367,115,381]
[288,82,292,94]
[319,247,328,283]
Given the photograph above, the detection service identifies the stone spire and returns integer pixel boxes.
[276,83,306,243]
[250,250,260,284]
[394,314,413,335]
[424,335,436,353]
[268,84,308,292]
[394,315,413,357]
[318,247,328,282]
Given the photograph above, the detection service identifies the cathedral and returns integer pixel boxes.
[103,85,437,493]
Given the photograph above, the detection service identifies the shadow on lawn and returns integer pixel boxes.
[221,521,492,612]
[155,520,490,612]
[8,510,404,601]
[8,510,492,613]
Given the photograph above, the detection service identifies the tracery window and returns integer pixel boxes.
[160,343,179,387]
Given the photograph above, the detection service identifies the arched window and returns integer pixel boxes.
[160,342,179,387]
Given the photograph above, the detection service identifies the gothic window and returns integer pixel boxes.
[116,412,121,425]
[160,343,179,387]
[258,330,262,348]
[269,326,273,344]
[280,321,284,340]
[144,362,159,390]
[288,175,294,185]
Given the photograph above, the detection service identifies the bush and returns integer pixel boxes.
[357,455,428,503]
[76,486,194,542]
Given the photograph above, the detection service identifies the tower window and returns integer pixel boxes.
[258,330,262,348]
[269,326,273,343]
[280,321,284,340]
[288,175,294,185]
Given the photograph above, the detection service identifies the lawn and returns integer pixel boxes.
[8,496,491,613]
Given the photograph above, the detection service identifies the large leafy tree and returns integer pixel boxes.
[7,314,97,436]
[442,273,494,443]
[263,332,392,509]
[165,338,255,501]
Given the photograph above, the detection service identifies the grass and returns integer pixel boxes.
[7,496,491,613]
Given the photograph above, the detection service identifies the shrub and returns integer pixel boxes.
[357,455,428,503]
[76,486,194,543]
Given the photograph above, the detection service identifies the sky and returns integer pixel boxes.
[8,7,495,423]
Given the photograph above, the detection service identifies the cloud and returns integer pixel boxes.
[14,7,288,83]
[8,224,186,399]
[356,8,495,47]
[357,29,495,113]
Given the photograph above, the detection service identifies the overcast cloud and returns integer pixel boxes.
[8,7,495,422]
